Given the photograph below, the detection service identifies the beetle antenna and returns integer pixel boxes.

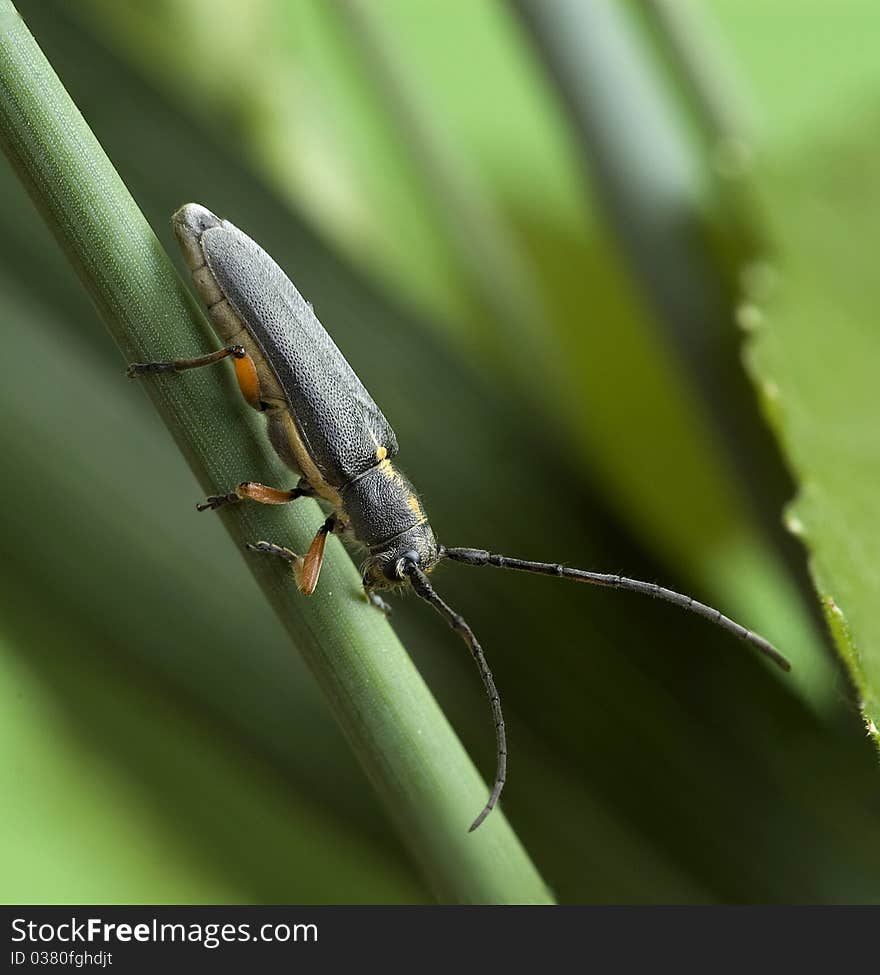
[404,562,506,832]
[442,546,791,672]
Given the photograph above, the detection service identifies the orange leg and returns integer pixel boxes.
[127,343,264,411]
[197,480,314,512]
[247,516,336,595]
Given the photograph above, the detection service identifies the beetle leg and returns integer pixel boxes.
[197,480,314,512]
[298,516,336,595]
[365,590,393,617]
[247,515,336,596]
[247,540,305,586]
[127,344,264,411]
[128,343,245,376]
[229,349,263,411]
[247,540,300,564]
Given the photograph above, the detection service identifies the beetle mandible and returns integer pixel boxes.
[129,204,791,832]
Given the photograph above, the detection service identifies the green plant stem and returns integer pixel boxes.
[0,0,552,904]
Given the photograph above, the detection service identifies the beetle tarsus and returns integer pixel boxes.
[366,590,393,616]
[196,492,240,512]
[126,360,177,377]
[247,540,298,563]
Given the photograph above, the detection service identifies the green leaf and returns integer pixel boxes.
[744,130,880,743]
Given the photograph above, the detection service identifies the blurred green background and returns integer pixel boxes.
[2,0,879,903]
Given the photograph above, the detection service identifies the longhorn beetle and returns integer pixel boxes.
[129,204,791,833]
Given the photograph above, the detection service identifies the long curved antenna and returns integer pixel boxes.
[404,563,506,832]
[442,546,791,672]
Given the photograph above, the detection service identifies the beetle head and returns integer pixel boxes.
[363,524,442,591]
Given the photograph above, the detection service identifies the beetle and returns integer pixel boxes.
[129,203,791,832]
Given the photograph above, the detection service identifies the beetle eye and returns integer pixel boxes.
[393,551,421,580]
